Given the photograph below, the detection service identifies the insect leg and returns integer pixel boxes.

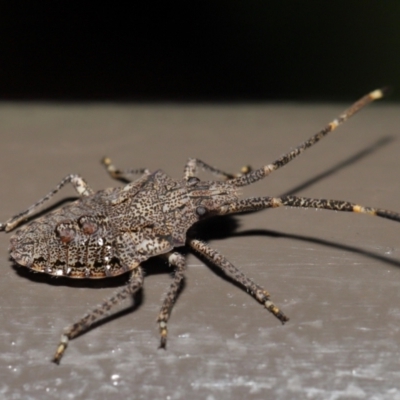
[216,195,400,224]
[53,266,144,364]
[183,158,251,180]
[157,252,186,348]
[230,88,387,188]
[189,238,289,324]
[101,157,150,182]
[0,174,94,232]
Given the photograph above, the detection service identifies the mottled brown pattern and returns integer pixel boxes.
[1,88,399,364]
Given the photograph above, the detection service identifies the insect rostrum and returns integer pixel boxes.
[1,88,397,364]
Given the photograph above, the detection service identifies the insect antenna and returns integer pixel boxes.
[230,88,388,188]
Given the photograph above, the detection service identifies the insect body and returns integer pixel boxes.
[1,88,398,364]
[9,170,237,279]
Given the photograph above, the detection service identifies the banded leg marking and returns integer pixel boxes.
[183,158,251,181]
[217,195,400,224]
[157,252,186,348]
[101,157,150,182]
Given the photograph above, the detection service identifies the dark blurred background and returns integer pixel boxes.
[1,1,400,101]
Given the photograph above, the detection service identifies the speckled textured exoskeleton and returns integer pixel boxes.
[2,88,399,364]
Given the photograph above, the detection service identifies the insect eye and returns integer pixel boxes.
[196,206,207,216]
[55,221,76,244]
[187,177,200,187]
[78,215,98,235]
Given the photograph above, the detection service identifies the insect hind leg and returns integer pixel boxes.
[215,195,400,225]
[0,174,94,232]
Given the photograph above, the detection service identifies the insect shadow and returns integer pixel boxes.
[192,135,400,283]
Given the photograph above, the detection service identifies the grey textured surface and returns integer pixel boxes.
[1,100,400,399]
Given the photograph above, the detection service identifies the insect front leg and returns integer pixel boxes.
[0,174,94,232]
[53,266,144,364]
[189,239,289,324]
[157,252,186,348]
[183,158,251,181]
[101,157,150,182]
